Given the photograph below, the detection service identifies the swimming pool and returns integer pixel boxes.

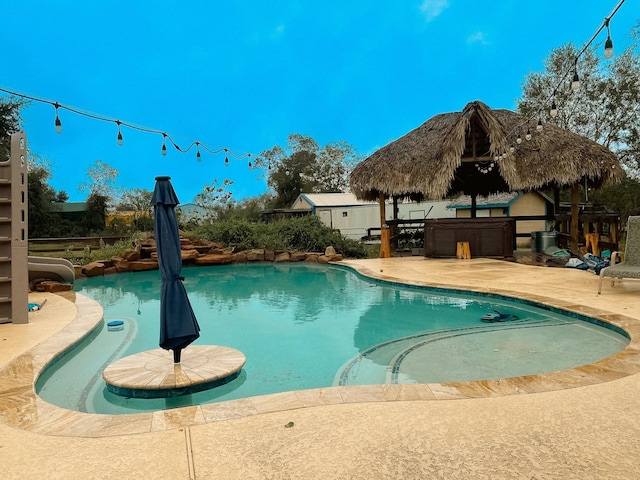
[36,263,629,415]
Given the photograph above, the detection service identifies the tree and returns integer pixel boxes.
[518,25,640,175]
[256,133,363,208]
[590,174,640,221]
[81,192,108,235]
[79,160,120,205]
[194,178,235,222]
[116,188,153,212]
[0,96,27,160]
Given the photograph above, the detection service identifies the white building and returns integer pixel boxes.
[291,193,455,240]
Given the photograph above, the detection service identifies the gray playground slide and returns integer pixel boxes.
[28,256,75,284]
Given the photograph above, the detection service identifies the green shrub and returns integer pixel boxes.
[193,216,367,258]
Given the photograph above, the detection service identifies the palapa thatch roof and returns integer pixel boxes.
[350,100,621,201]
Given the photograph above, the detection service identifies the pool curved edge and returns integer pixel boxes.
[1,261,639,438]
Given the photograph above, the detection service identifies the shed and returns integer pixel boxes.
[291,193,455,240]
[447,191,554,246]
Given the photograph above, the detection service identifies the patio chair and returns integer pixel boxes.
[598,216,640,294]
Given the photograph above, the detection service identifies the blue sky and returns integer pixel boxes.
[2,1,637,204]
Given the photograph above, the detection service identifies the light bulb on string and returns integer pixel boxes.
[161,134,167,156]
[525,127,532,141]
[516,129,522,144]
[224,148,229,167]
[536,118,543,132]
[571,59,580,91]
[248,154,252,168]
[509,144,515,153]
[550,98,558,118]
[54,102,63,134]
[604,19,614,59]
[116,120,124,146]
[195,142,201,162]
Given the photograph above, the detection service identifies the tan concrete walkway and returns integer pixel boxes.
[2,258,640,479]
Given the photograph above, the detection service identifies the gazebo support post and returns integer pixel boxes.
[379,193,391,258]
[570,183,580,254]
[471,194,477,218]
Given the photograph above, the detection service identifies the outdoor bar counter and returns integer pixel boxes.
[424,217,516,258]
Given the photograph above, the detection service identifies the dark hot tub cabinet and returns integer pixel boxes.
[424,218,516,258]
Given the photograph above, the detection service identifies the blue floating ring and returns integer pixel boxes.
[107,320,125,328]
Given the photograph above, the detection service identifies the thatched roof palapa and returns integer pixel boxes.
[350,100,621,202]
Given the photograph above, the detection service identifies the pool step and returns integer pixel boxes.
[334,318,554,386]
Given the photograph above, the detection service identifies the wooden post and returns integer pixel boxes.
[378,193,391,258]
[570,183,580,255]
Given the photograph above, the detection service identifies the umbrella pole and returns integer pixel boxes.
[173,348,182,363]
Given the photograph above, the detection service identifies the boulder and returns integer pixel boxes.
[181,249,201,261]
[194,253,233,265]
[83,262,105,277]
[232,252,248,263]
[127,260,159,271]
[304,254,320,263]
[264,250,275,262]
[246,249,265,261]
[121,249,140,261]
[325,246,337,257]
[290,252,307,262]
[274,252,290,263]
[35,281,73,293]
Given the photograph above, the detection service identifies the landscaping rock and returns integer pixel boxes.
[127,260,159,271]
[274,252,290,263]
[264,250,275,262]
[36,281,74,293]
[84,262,105,277]
[121,249,140,261]
[194,253,233,265]
[232,252,248,263]
[325,246,337,257]
[290,252,307,262]
[246,249,265,261]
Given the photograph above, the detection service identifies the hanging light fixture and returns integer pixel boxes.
[116,120,124,146]
[536,117,543,132]
[516,128,522,144]
[161,134,167,156]
[571,59,581,91]
[525,124,532,141]
[604,18,614,59]
[550,92,558,118]
[195,141,201,161]
[53,102,63,134]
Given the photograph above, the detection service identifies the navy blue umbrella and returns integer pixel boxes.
[152,176,200,363]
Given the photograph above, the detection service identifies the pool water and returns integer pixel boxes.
[36,263,629,415]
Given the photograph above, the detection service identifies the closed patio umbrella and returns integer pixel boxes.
[152,176,200,363]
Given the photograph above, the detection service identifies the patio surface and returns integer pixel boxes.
[2,257,640,479]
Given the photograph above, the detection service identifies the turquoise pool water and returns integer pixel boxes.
[36,263,629,414]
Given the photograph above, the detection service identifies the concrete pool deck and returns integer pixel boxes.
[2,257,640,479]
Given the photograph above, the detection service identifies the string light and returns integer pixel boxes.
[0,86,258,167]
[505,0,625,153]
[525,125,532,141]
